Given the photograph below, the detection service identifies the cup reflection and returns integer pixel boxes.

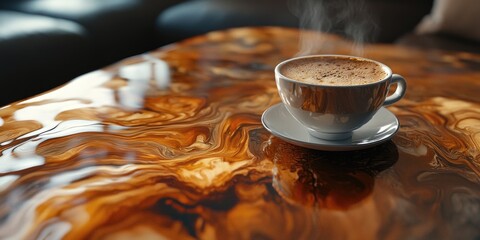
[266,138,398,209]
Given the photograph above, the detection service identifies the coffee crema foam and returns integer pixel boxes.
[281,57,388,86]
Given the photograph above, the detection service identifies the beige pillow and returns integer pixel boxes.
[416,0,480,41]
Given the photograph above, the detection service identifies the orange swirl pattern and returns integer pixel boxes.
[0,27,480,239]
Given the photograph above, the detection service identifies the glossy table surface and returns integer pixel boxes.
[0,27,479,240]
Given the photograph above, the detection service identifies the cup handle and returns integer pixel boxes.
[383,74,406,106]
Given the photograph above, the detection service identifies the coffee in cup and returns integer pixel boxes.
[275,55,406,140]
[281,56,388,86]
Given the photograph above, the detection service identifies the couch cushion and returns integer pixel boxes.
[415,0,480,42]
[0,10,92,105]
[1,0,184,64]
[156,0,299,44]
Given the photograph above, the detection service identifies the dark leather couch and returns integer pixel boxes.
[156,0,480,52]
[0,0,182,105]
[157,0,434,43]
[1,0,478,105]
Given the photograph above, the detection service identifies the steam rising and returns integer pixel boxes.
[288,0,378,56]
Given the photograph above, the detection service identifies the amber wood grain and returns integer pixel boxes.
[0,27,479,239]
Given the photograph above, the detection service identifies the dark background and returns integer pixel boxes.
[0,0,478,105]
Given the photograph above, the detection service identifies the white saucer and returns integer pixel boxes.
[261,103,399,151]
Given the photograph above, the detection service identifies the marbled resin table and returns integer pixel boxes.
[0,27,479,240]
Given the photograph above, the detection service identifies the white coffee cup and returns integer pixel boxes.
[275,55,406,140]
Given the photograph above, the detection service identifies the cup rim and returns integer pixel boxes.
[275,54,393,88]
